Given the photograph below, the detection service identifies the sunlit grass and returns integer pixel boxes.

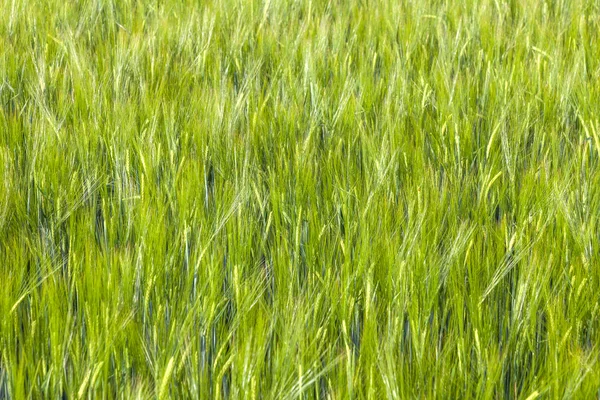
[1,0,600,398]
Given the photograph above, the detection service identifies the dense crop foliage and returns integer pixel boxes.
[2,0,600,398]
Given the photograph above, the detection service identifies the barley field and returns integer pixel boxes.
[1,0,600,398]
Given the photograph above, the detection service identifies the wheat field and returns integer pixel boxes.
[1,0,600,398]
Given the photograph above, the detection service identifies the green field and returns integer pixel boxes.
[1,0,600,398]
